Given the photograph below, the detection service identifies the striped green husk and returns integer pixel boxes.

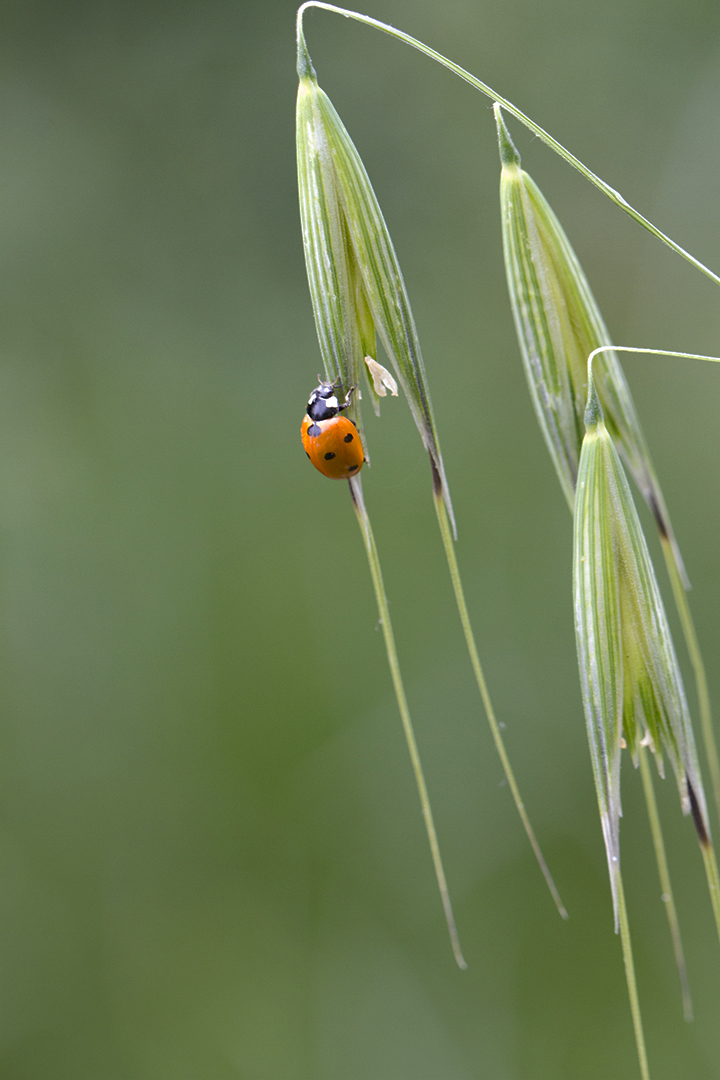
[296,49,454,530]
[574,380,708,922]
[497,105,687,586]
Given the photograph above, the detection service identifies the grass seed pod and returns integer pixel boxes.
[296,32,455,531]
[574,375,709,924]
[496,104,687,586]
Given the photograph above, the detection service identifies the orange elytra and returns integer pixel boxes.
[301,379,365,480]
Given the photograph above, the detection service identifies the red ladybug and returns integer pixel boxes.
[301,379,365,480]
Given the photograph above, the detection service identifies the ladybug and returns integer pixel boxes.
[301,378,365,480]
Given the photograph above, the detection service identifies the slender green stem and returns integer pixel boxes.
[663,543,720,831]
[588,346,720,829]
[588,346,720,367]
[297,3,720,289]
[615,868,652,1080]
[348,477,467,969]
[699,839,720,949]
[638,745,692,1022]
[432,482,568,920]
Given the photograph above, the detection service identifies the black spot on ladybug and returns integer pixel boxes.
[305,452,311,460]
[344,433,353,443]
[349,464,359,472]
[324,452,336,460]
[307,423,321,437]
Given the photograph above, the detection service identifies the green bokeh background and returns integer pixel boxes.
[1,1,720,1077]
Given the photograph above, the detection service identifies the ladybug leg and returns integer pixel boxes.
[338,385,357,411]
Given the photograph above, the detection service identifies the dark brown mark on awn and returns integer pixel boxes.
[648,491,669,540]
[687,776,710,847]
[430,457,442,498]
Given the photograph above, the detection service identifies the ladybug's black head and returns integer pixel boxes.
[307,379,341,422]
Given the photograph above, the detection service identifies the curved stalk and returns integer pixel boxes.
[297,2,720,289]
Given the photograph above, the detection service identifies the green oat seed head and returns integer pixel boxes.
[296,30,455,532]
[574,373,709,926]
[495,105,687,586]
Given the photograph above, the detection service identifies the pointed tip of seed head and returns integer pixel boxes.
[584,372,604,430]
[494,104,521,168]
[296,24,316,81]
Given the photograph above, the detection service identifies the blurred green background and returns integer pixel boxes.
[1,0,720,1076]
